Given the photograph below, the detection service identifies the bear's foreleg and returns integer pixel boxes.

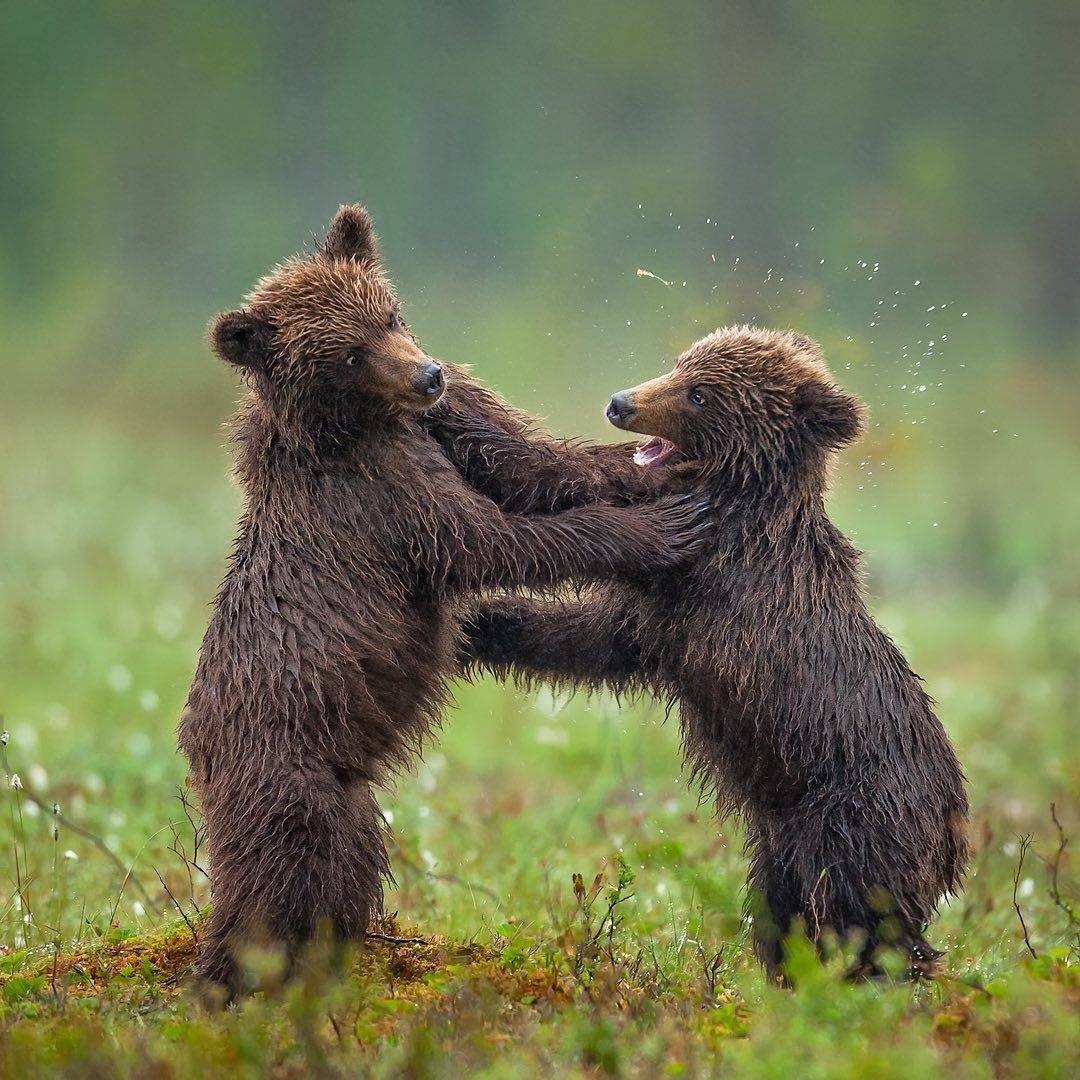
[460,594,647,698]
[428,369,652,512]
[438,478,707,595]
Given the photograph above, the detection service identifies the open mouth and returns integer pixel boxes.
[633,436,679,468]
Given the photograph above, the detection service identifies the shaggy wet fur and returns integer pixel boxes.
[179,205,703,995]
[462,327,970,977]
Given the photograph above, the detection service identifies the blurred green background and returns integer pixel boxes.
[0,1,1077,956]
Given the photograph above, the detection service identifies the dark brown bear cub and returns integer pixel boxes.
[464,326,970,978]
[180,206,703,995]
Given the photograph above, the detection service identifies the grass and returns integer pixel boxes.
[0,394,1077,1076]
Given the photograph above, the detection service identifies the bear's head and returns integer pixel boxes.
[209,205,444,434]
[606,326,865,489]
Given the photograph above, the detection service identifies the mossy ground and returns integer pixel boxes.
[0,885,1076,1076]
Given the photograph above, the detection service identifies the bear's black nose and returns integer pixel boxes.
[418,363,443,395]
[606,391,636,427]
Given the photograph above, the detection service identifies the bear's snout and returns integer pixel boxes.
[606,391,636,428]
[415,362,444,397]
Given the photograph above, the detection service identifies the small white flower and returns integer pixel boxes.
[0,730,8,745]
[9,773,22,790]
[127,732,151,757]
[534,725,569,747]
[52,802,60,816]
[133,901,145,917]
[64,850,78,861]
[153,603,183,639]
[107,665,132,693]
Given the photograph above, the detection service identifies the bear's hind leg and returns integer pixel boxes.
[195,760,389,998]
[747,806,935,982]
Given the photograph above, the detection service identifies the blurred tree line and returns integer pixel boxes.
[1,1,1077,591]
[2,0,1076,343]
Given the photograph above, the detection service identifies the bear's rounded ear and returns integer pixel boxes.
[793,381,865,448]
[321,203,378,263]
[209,309,272,370]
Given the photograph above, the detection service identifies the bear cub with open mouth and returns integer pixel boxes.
[464,325,969,977]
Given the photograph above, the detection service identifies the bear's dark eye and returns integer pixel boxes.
[689,388,706,407]
[344,348,365,367]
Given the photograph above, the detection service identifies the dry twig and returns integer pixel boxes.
[1012,833,1038,959]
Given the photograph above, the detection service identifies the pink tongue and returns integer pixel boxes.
[633,437,676,467]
